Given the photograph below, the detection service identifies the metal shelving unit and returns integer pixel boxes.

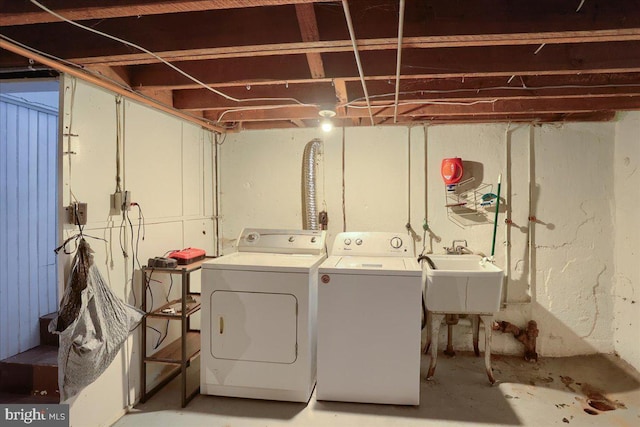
[140,258,210,407]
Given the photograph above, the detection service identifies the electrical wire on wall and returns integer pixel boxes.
[422,124,428,256]
[407,126,412,233]
[341,127,347,232]
[503,122,512,306]
[405,126,420,255]
[214,132,224,255]
[63,77,77,205]
[115,96,123,194]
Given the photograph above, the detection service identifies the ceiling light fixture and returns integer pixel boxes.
[319,109,336,133]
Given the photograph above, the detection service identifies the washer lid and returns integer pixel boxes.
[202,251,326,272]
[319,256,421,276]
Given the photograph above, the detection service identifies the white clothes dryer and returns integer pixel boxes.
[317,232,422,405]
[201,228,326,402]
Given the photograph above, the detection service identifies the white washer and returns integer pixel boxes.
[201,228,326,402]
[317,232,422,405]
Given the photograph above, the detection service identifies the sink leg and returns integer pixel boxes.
[427,313,445,380]
[423,311,432,354]
[444,324,455,357]
[472,315,480,357]
[480,315,496,384]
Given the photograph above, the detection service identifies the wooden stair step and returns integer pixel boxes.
[0,345,58,398]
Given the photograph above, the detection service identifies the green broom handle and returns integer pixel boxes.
[491,174,502,258]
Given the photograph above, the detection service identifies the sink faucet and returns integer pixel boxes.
[444,239,470,254]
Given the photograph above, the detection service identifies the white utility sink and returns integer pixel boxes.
[424,254,504,313]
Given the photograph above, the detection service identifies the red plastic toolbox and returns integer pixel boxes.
[169,247,206,265]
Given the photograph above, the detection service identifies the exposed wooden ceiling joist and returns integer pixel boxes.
[295,3,325,79]
[202,95,640,122]
[123,42,640,90]
[58,28,640,68]
[0,0,337,26]
[2,0,640,129]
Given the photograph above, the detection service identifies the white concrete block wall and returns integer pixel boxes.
[614,111,640,372]
[59,76,215,427]
[220,121,622,360]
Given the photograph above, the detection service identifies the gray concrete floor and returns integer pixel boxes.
[113,353,640,427]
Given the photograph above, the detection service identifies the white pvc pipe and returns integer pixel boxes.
[341,0,374,125]
[393,0,406,123]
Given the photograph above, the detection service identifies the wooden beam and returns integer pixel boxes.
[393,111,617,124]
[126,41,640,90]
[60,28,640,67]
[137,88,175,107]
[241,120,301,130]
[295,3,325,79]
[290,119,307,127]
[0,0,337,26]
[345,96,640,118]
[86,65,131,88]
[173,82,337,110]
[0,38,224,133]
[203,95,640,122]
[334,79,348,109]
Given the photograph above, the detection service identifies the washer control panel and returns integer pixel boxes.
[238,228,326,255]
[331,232,413,257]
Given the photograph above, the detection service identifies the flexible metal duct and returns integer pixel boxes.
[302,138,322,230]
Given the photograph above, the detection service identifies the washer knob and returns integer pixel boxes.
[311,236,317,243]
[355,238,363,245]
[288,236,295,242]
[390,237,403,249]
[344,238,352,245]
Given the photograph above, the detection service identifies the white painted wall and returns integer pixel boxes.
[59,75,215,427]
[613,111,640,372]
[220,122,619,360]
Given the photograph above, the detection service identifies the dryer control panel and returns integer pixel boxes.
[237,228,326,255]
[331,232,414,257]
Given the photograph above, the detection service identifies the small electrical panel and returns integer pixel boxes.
[66,202,88,225]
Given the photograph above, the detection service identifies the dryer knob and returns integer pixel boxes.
[311,237,317,243]
[390,237,403,249]
[355,238,363,245]
[288,236,295,242]
[344,238,352,245]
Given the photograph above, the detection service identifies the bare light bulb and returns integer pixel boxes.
[321,119,333,132]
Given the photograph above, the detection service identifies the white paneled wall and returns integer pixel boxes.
[0,94,58,360]
[59,75,215,427]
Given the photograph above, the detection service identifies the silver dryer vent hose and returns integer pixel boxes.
[302,138,322,230]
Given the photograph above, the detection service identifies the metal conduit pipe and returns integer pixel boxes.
[341,0,374,126]
[302,138,322,230]
[393,0,406,123]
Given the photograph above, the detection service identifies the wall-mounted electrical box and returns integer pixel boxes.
[66,202,88,225]
[110,190,132,215]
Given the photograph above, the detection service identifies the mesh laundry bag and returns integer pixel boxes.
[49,238,144,401]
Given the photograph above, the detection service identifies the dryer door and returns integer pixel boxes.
[210,290,298,364]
